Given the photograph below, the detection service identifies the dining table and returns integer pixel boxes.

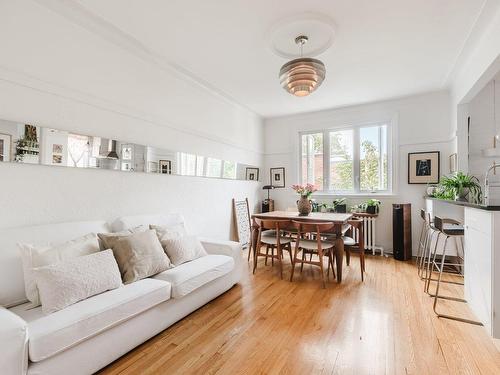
[250,211,353,283]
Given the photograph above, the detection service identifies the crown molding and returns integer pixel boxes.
[33,0,261,118]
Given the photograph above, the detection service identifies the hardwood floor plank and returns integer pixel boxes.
[99,251,500,375]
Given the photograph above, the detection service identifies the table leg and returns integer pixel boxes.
[251,220,259,273]
[335,228,344,283]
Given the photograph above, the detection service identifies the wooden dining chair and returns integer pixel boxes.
[290,221,336,288]
[343,218,365,281]
[253,219,294,279]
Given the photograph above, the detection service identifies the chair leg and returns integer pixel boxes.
[360,248,365,281]
[346,249,351,266]
[318,248,326,289]
[271,246,274,266]
[277,244,283,280]
[288,243,293,264]
[252,242,260,274]
[425,233,441,293]
[265,245,269,266]
[300,251,305,273]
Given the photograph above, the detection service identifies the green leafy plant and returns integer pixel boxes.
[432,172,482,201]
[365,199,381,207]
[333,198,346,207]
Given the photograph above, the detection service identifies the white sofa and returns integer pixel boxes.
[0,214,242,375]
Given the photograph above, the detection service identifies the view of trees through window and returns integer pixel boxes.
[301,124,390,193]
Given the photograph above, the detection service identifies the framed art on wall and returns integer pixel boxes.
[0,133,12,162]
[245,167,259,181]
[408,151,440,184]
[159,160,172,174]
[270,167,285,188]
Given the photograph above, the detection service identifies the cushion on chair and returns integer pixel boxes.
[260,235,293,245]
[10,278,171,362]
[153,254,234,298]
[342,236,356,246]
[297,239,334,250]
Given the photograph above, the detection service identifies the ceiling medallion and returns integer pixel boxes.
[279,35,326,97]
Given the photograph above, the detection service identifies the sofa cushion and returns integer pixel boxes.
[10,278,171,362]
[153,254,234,298]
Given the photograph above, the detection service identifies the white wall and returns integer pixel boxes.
[0,0,264,239]
[263,91,453,254]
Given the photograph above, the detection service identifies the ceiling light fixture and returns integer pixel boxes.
[279,35,326,97]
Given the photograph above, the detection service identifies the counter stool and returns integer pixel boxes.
[253,219,293,279]
[425,216,482,325]
[417,209,437,280]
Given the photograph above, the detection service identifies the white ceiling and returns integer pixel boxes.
[75,0,486,118]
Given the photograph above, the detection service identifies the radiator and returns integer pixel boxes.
[352,214,384,256]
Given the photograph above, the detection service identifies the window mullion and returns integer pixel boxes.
[323,130,330,192]
[353,127,360,193]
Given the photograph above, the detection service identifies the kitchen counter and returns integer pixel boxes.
[424,196,500,211]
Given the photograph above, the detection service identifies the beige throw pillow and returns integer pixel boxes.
[160,235,208,266]
[150,224,187,241]
[34,250,122,314]
[18,233,100,307]
[98,230,171,284]
[97,225,146,250]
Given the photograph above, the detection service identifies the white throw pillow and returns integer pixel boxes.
[18,233,100,307]
[150,224,187,241]
[34,250,122,314]
[161,235,208,266]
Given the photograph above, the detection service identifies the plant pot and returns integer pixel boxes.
[455,187,469,201]
[297,196,312,216]
[334,204,347,213]
[366,206,378,214]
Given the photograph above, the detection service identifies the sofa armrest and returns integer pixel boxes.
[199,238,242,258]
[0,307,29,375]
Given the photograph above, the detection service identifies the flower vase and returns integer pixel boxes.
[297,196,312,216]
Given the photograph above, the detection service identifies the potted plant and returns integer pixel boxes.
[291,183,318,216]
[364,199,381,214]
[435,172,482,202]
[332,198,347,213]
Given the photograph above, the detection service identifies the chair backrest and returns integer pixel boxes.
[347,218,364,248]
[255,218,292,231]
[420,208,426,220]
[293,221,334,235]
[434,216,444,231]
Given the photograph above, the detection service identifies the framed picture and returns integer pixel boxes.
[245,167,259,181]
[449,153,457,173]
[159,160,172,174]
[0,133,12,162]
[52,155,62,164]
[408,151,440,184]
[270,167,285,188]
[52,144,63,154]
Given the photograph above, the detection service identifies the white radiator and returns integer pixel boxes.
[353,215,384,256]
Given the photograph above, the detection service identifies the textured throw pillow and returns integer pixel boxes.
[160,235,208,266]
[34,250,122,314]
[100,230,171,284]
[18,233,100,307]
[150,224,187,241]
[97,225,146,250]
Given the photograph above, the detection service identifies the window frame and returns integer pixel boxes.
[298,120,395,196]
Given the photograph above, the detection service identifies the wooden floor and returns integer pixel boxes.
[100,251,500,375]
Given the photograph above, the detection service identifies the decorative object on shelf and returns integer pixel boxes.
[261,185,275,213]
[449,153,457,173]
[0,133,12,162]
[245,167,259,181]
[52,144,63,165]
[148,161,158,173]
[279,35,326,97]
[159,160,172,174]
[333,197,347,213]
[15,124,40,164]
[408,151,440,184]
[292,183,317,216]
[432,172,482,202]
[270,167,286,188]
[364,199,381,214]
[232,198,251,250]
[426,184,438,196]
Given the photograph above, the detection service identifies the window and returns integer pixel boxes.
[222,160,237,179]
[300,123,392,194]
[206,157,222,177]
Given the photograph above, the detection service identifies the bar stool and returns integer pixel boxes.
[425,216,482,325]
[290,221,336,288]
[417,210,437,280]
[253,219,293,279]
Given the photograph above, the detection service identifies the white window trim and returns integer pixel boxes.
[298,116,398,196]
